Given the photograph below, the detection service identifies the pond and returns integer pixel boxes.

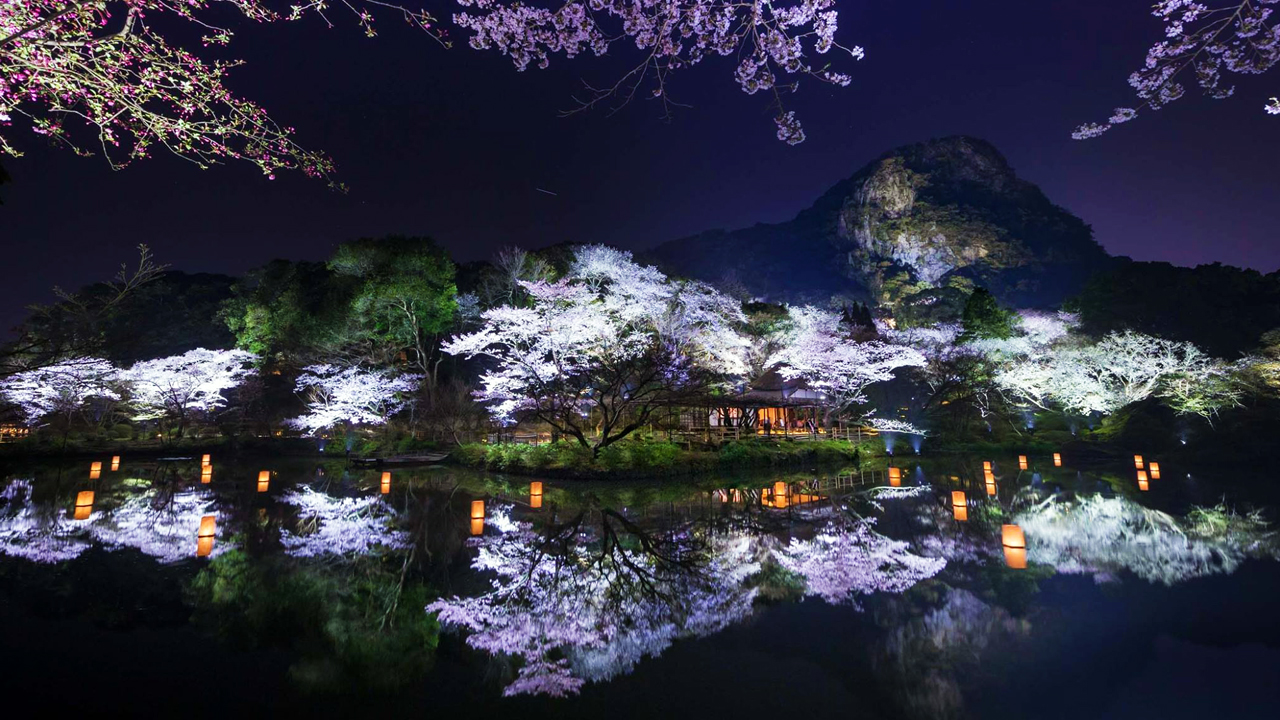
[2,453,1279,719]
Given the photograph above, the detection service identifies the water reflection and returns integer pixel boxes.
[0,455,1277,715]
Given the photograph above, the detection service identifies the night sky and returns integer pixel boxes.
[3,0,1279,331]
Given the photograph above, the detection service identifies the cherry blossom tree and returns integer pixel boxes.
[1076,0,1280,139]
[2,0,858,185]
[444,245,747,454]
[771,305,925,420]
[0,357,119,426]
[285,363,422,435]
[995,330,1244,419]
[121,348,256,435]
[453,0,863,144]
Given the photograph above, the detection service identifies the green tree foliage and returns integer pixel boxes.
[220,260,357,363]
[328,236,458,384]
[959,287,1016,342]
[1072,260,1280,358]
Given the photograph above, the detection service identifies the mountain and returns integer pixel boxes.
[647,136,1112,310]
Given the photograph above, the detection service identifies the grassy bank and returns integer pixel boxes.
[452,437,882,479]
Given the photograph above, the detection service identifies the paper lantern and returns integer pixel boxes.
[985,477,997,496]
[1018,455,1028,470]
[530,481,543,509]
[1002,524,1027,569]
[201,454,211,466]
[200,465,213,484]
[257,470,270,493]
[380,471,391,495]
[983,461,992,471]
[197,515,216,557]
[89,461,102,480]
[470,500,485,520]
[1053,453,1062,467]
[470,518,484,536]
[110,456,120,472]
[887,467,901,487]
[73,491,95,520]
[1137,469,1149,491]
[1134,455,1144,469]
[1149,462,1161,480]
[951,491,967,522]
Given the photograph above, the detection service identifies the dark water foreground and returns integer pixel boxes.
[2,453,1279,719]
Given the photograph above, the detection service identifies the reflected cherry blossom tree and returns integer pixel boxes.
[278,486,410,557]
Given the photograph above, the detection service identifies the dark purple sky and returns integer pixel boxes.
[3,0,1279,331]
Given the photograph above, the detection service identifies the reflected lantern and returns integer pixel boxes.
[530,481,543,509]
[89,461,102,480]
[380,471,391,495]
[201,454,211,466]
[1018,455,1028,470]
[470,499,485,536]
[985,476,997,496]
[773,481,790,507]
[1149,462,1161,480]
[200,464,213,484]
[197,515,216,557]
[1053,453,1062,467]
[951,491,967,522]
[257,470,270,493]
[110,455,120,472]
[887,467,901,487]
[1002,524,1027,569]
[73,491,95,521]
[1134,455,1144,469]
[1137,470,1149,491]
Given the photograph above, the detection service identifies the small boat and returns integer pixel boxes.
[351,452,451,466]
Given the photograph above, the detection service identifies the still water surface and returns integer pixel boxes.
[2,454,1279,719]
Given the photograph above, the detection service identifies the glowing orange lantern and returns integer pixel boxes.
[1002,524,1027,569]
[110,456,120,472]
[73,491,95,520]
[951,491,967,522]
[1134,455,1144,469]
[197,515,216,557]
[1137,469,1149,491]
[530,481,543,509]
[1018,455,1028,470]
[887,467,901,487]
[201,454,211,466]
[471,500,485,520]
[257,470,270,493]
[983,461,992,471]
[89,461,102,480]
[200,465,213,484]
[380,471,392,495]
[985,477,997,496]
[1149,462,1161,480]
[1053,453,1062,467]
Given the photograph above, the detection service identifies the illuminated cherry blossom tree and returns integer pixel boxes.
[121,348,256,435]
[285,364,422,435]
[995,330,1243,419]
[444,245,747,454]
[1076,0,1280,139]
[771,305,925,419]
[0,356,119,425]
[2,0,857,185]
[453,0,862,144]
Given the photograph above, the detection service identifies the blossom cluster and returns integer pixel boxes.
[1076,0,1280,138]
[286,364,423,435]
